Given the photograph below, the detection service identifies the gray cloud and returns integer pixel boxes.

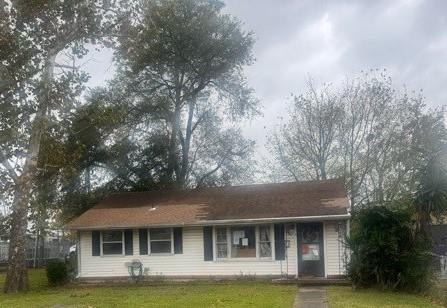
[223,0,447,158]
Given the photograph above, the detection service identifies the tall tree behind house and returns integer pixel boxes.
[51,0,259,222]
[114,0,259,188]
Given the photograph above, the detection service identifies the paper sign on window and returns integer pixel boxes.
[233,230,245,245]
[302,244,320,260]
[241,238,248,246]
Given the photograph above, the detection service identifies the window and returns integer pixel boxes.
[150,228,172,253]
[301,224,321,260]
[215,225,273,260]
[102,230,123,255]
[231,226,256,258]
[216,227,228,258]
[259,225,272,258]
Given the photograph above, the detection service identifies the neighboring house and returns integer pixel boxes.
[426,223,447,279]
[68,179,350,280]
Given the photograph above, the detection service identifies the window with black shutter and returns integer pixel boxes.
[203,226,213,261]
[139,229,148,255]
[124,229,133,255]
[173,227,183,254]
[274,223,285,260]
[92,231,100,256]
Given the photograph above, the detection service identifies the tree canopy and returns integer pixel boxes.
[268,71,447,207]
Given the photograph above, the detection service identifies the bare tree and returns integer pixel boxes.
[268,70,447,207]
[269,80,343,181]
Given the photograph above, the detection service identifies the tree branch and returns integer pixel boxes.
[0,149,19,184]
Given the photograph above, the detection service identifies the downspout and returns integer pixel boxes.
[76,231,81,278]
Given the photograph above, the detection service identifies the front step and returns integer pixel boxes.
[272,278,351,286]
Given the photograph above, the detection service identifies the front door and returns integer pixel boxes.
[297,222,325,277]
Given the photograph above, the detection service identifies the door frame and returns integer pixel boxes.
[296,221,325,277]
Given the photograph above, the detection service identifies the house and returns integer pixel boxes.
[68,179,350,280]
[426,223,447,279]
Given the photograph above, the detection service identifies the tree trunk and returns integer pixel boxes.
[4,187,29,293]
[178,99,195,187]
[85,166,91,194]
[33,229,39,268]
[4,53,55,293]
[319,158,327,180]
[167,102,181,185]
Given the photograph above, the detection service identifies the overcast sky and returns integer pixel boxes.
[84,0,447,159]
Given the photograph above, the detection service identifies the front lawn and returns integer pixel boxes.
[0,269,297,308]
[328,286,442,308]
[1,270,443,308]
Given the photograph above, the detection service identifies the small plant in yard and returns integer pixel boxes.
[46,259,69,286]
[347,205,435,292]
[237,271,257,281]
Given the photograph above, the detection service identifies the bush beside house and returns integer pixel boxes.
[347,206,435,292]
[46,260,69,286]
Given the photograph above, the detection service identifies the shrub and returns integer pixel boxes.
[347,205,435,292]
[46,259,69,286]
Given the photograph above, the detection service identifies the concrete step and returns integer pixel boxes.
[273,278,351,286]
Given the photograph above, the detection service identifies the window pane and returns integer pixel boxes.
[216,227,227,242]
[151,241,171,253]
[259,226,270,242]
[302,244,320,260]
[259,225,272,258]
[102,230,122,242]
[260,242,272,258]
[231,226,256,258]
[302,226,320,243]
[150,228,171,240]
[103,242,122,255]
[217,243,228,258]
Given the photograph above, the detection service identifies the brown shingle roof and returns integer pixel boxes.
[68,179,349,229]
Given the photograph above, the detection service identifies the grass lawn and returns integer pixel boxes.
[0,269,297,308]
[328,286,442,308]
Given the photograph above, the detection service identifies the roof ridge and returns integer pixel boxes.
[68,179,349,229]
[104,178,344,196]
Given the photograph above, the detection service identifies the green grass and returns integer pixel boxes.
[0,269,297,308]
[425,280,447,307]
[1,270,444,308]
[328,286,442,308]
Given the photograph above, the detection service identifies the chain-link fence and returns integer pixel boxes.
[0,236,73,267]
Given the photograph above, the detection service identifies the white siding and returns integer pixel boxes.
[79,225,297,278]
[324,220,348,277]
[78,221,347,278]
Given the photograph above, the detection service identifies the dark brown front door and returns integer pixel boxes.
[297,222,325,277]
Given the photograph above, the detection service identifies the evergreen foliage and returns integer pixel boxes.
[46,260,69,286]
[347,206,435,292]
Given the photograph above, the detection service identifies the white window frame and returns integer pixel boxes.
[215,226,229,259]
[213,224,274,261]
[100,230,124,256]
[258,225,274,259]
[148,227,174,255]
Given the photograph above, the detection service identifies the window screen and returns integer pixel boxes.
[102,230,123,255]
[259,225,272,258]
[150,228,172,253]
[216,227,228,258]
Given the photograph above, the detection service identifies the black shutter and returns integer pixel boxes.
[92,231,100,256]
[124,229,133,255]
[203,226,213,261]
[139,229,148,255]
[173,227,183,254]
[274,224,285,260]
